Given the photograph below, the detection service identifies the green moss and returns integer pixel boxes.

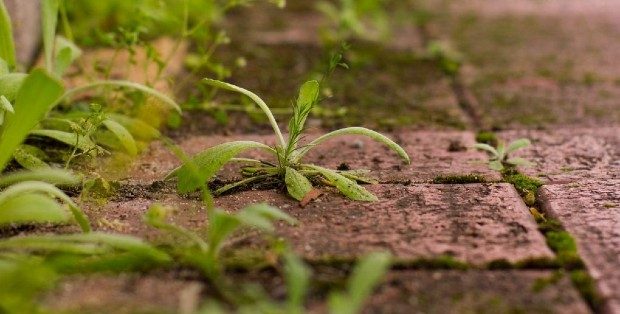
[532,271,563,293]
[503,173,543,196]
[396,255,469,270]
[475,131,498,146]
[432,174,487,184]
[571,270,603,310]
[545,231,583,269]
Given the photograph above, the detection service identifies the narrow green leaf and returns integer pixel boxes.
[506,138,531,155]
[346,252,391,312]
[0,168,79,187]
[0,57,8,75]
[0,0,16,68]
[306,165,378,201]
[0,193,68,226]
[473,143,498,157]
[102,119,138,156]
[236,203,296,232]
[41,0,59,72]
[285,167,313,201]
[30,129,98,153]
[63,80,181,113]
[0,70,64,172]
[108,114,160,140]
[296,127,410,164]
[168,141,275,193]
[0,94,12,112]
[284,252,311,314]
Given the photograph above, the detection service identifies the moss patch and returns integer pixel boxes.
[570,270,604,310]
[432,174,487,184]
[503,173,543,196]
[475,131,498,146]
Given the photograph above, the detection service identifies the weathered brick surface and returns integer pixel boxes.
[438,0,620,128]
[498,127,619,183]
[539,180,620,313]
[215,184,553,264]
[127,131,500,185]
[360,270,590,314]
[45,273,203,314]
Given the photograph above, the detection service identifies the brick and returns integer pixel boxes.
[215,184,553,264]
[539,180,620,313]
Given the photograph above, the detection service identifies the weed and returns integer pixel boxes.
[474,138,532,172]
[168,79,409,201]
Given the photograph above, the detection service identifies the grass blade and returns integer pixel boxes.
[30,129,98,153]
[0,193,68,226]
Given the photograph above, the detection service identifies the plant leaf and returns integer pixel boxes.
[0,193,68,226]
[284,252,311,314]
[506,138,531,154]
[12,147,49,170]
[41,0,60,72]
[296,127,410,164]
[236,203,296,232]
[0,168,79,187]
[489,160,504,171]
[473,143,498,157]
[30,129,98,153]
[506,157,532,167]
[102,119,138,156]
[0,73,27,102]
[108,114,160,140]
[0,0,16,68]
[168,141,275,193]
[339,252,391,314]
[285,167,313,201]
[306,165,378,201]
[207,209,241,254]
[0,70,64,172]
[53,36,81,77]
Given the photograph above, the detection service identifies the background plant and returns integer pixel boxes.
[474,138,532,172]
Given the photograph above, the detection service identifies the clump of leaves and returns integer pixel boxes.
[145,203,296,277]
[167,79,410,201]
[474,138,532,172]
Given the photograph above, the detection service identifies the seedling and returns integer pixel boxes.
[474,138,532,172]
[168,79,410,201]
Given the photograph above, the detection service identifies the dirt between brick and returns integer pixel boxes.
[539,180,620,314]
[125,130,500,186]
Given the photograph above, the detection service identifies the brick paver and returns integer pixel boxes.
[215,184,553,264]
[539,180,620,313]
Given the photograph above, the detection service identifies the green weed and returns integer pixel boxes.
[167,79,409,201]
[474,138,532,172]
